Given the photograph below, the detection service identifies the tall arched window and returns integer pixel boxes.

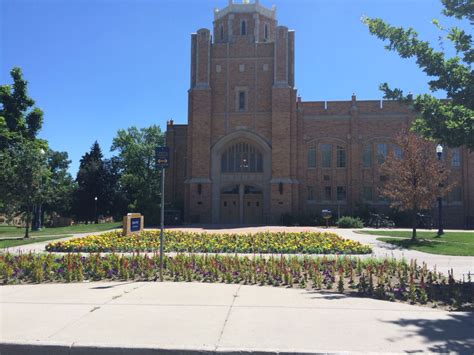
[264,23,269,40]
[220,24,224,41]
[241,20,247,35]
[221,142,263,173]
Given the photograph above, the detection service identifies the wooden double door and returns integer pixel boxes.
[220,186,263,224]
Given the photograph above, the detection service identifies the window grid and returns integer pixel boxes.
[221,142,263,173]
[336,186,346,201]
[363,143,372,168]
[321,144,332,168]
[323,186,332,201]
[452,148,461,167]
[336,145,346,168]
[377,143,388,164]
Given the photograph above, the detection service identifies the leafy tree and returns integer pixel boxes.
[363,0,473,150]
[0,140,50,237]
[379,129,454,240]
[73,141,107,223]
[0,67,44,146]
[0,67,51,237]
[42,150,75,219]
[111,125,164,225]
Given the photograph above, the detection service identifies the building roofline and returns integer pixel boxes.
[213,1,276,21]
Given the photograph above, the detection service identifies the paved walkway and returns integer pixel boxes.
[3,226,473,280]
[1,281,473,354]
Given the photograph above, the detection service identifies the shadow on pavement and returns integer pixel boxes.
[382,312,474,354]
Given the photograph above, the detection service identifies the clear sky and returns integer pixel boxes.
[0,0,466,174]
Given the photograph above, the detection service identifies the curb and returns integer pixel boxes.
[0,343,336,355]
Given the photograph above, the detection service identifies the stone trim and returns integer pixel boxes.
[360,113,408,119]
[185,178,212,184]
[303,115,350,120]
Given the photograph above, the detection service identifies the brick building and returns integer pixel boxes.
[165,0,474,228]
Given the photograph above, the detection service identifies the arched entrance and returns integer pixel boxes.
[211,131,271,224]
[220,184,263,224]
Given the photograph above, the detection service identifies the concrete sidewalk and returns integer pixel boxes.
[1,282,473,354]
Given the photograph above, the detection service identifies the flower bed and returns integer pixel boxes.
[0,252,472,310]
[45,230,372,254]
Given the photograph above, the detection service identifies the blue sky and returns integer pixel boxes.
[0,0,466,174]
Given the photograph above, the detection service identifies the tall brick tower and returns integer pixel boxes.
[184,0,297,224]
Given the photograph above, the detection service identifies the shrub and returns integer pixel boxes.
[336,216,364,228]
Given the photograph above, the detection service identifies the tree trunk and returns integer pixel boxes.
[24,205,31,239]
[411,209,417,241]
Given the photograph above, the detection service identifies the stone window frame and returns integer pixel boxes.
[264,22,269,41]
[235,86,248,112]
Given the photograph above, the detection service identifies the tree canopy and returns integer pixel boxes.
[363,0,473,150]
[379,128,454,240]
[111,125,164,225]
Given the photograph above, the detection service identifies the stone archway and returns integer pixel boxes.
[211,131,271,224]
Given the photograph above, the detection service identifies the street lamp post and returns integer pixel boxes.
[94,196,98,224]
[33,148,45,231]
[436,144,444,236]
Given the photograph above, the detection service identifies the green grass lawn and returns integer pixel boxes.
[361,230,474,256]
[0,235,72,249]
[0,222,121,238]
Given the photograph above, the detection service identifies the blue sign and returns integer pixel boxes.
[130,217,141,232]
[155,146,170,168]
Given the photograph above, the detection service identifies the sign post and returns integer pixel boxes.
[155,146,170,282]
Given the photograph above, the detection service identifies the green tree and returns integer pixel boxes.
[73,141,106,223]
[363,0,473,150]
[0,67,50,237]
[42,150,76,219]
[111,125,164,225]
[0,140,50,237]
[0,67,44,146]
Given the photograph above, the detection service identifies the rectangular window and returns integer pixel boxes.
[377,143,388,164]
[307,186,315,201]
[336,186,346,201]
[452,148,461,167]
[307,148,316,168]
[321,144,332,168]
[336,145,346,168]
[323,186,331,201]
[238,91,246,111]
[449,186,462,202]
[363,186,373,201]
[363,143,372,168]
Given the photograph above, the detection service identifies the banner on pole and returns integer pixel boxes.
[155,146,170,169]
